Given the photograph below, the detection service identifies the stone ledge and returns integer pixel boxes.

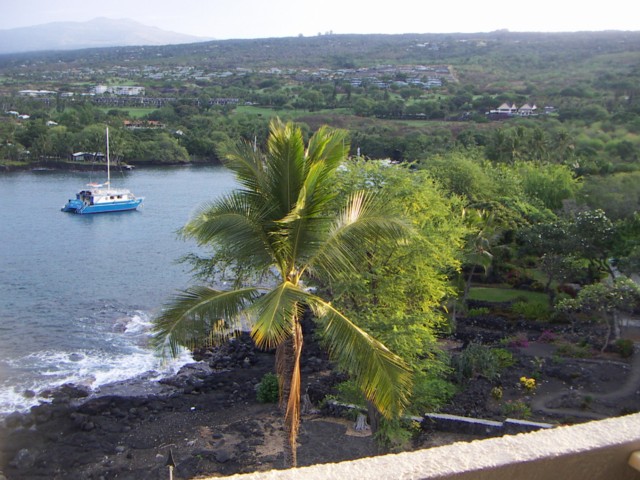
[219,413,640,480]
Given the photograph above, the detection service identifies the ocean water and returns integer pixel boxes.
[0,165,236,415]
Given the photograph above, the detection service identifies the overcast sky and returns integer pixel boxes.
[1,0,637,40]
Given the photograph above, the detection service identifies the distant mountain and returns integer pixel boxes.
[0,17,212,54]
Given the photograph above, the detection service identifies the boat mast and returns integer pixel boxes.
[106,126,110,187]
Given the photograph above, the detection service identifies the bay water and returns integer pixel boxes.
[0,165,236,415]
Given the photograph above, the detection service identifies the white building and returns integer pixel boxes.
[93,85,145,96]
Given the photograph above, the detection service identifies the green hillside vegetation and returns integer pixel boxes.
[2,32,640,442]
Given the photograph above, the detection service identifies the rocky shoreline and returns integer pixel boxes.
[0,158,221,172]
[0,333,364,479]
[4,313,633,479]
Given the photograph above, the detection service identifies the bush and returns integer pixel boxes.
[538,329,557,343]
[411,376,457,413]
[555,341,592,358]
[451,343,500,384]
[335,380,366,406]
[502,400,531,419]
[511,300,550,321]
[491,386,503,400]
[492,348,515,368]
[468,307,490,317]
[502,332,529,348]
[375,418,413,453]
[615,338,635,358]
[256,372,279,403]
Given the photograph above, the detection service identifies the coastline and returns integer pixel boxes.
[0,333,383,479]
[0,158,222,172]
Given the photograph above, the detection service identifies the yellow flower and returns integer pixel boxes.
[519,376,536,391]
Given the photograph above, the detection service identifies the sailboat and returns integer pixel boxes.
[62,127,143,214]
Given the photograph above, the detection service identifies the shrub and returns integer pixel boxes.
[491,386,503,400]
[615,338,635,358]
[538,329,557,343]
[530,281,546,292]
[555,341,592,358]
[256,372,279,403]
[375,418,413,452]
[451,343,500,384]
[502,400,532,419]
[502,332,529,348]
[511,300,550,321]
[411,376,457,413]
[335,380,366,406]
[491,348,515,368]
[468,307,490,317]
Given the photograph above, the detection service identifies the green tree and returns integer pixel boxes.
[517,219,576,305]
[579,172,640,221]
[612,212,640,276]
[418,152,494,203]
[517,162,580,211]
[569,209,617,281]
[557,277,640,351]
[460,209,497,304]
[152,119,411,466]
[329,160,468,418]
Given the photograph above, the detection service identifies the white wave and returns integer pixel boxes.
[123,311,153,335]
[0,310,195,416]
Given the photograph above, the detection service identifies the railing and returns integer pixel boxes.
[213,412,640,480]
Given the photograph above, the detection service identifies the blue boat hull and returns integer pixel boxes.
[62,198,143,214]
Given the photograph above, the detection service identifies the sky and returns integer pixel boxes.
[1,0,637,40]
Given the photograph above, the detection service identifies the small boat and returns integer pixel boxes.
[62,127,143,214]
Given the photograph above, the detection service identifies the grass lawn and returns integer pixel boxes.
[234,105,308,118]
[234,105,352,119]
[468,286,547,304]
[98,107,156,118]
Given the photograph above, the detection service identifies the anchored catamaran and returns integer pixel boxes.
[62,127,143,214]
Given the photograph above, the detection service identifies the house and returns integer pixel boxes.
[18,90,56,97]
[496,102,518,114]
[518,103,537,116]
[93,85,145,96]
[488,102,539,117]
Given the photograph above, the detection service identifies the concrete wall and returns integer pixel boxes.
[217,413,640,480]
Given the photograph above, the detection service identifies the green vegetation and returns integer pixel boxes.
[152,119,411,466]
[450,343,512,384]
[502,400,532,419]
[3,31,639,451]
[468,287,547,304]
[256,372,279,403]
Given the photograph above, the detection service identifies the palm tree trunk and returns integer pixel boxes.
[463,264,476,303]
[366,400,381,435]
[276,320,304,467]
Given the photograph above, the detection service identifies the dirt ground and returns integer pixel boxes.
[445,314,640,425]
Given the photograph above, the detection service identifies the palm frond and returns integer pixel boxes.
[309,190,411,279]
[266,119,306,215]
[250,281,306,350]
[219,139,266,194]
[182,192,275,269]
[273,161,337,274]
[307,295,412,418]
[152,286,260,357]
[306,125,350,173]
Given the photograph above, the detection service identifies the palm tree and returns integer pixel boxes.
[152,119,412,466]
